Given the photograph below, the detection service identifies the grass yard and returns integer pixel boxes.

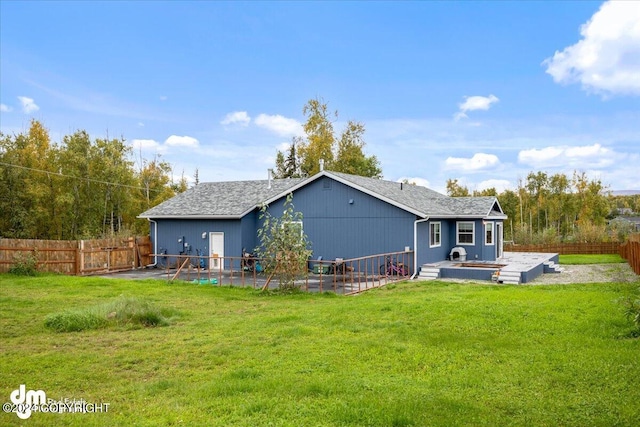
[559,253,626,265]
[1,274,639,426]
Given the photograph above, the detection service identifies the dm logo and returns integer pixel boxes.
[10,384,46,419]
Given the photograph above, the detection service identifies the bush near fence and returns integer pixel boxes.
[0,236,151,275]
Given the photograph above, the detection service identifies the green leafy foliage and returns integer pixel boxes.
[8,251,39,276]
[255,194,312,290]
[621,286,640,332]
[448,169,636,244]
[0,120,187,239]
[274,97,382,179]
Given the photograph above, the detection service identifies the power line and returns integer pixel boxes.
[0,161,168,193]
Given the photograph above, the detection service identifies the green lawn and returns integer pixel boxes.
[559,253,626,264]
[1,274,639,426]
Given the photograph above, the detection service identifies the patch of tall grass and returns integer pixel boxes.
[44,296,179,332]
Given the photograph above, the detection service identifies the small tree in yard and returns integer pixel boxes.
[256,194,312,291]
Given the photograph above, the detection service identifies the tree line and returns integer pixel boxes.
[0,120,185,239]
[446,172,640,243]
[2,103,637,243]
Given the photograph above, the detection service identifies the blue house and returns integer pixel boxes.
[138,170,507,273]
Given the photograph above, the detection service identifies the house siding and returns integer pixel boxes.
[145,174,505,271]
[152,218,243,269]
[260,176,416,261]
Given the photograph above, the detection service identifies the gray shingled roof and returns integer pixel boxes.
[138,171,505,219]
[138,178,305,218]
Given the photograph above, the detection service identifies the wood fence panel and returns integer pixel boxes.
[504,242,621,255]
[0,237,149,275]
[136,236,152,268]
[0,238,78,274]
[619,234,640,275]
[80,237,136,274]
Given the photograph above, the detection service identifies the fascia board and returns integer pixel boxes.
[427,214,507,219]
[137,215,242,220]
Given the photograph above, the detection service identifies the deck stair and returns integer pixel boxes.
[543,260,564,274]
[418,265,441,280]
[495,270,521,284]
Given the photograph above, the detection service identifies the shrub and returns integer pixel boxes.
[622,290,640,331]
[256,194,312,291]
[9,251,39,276]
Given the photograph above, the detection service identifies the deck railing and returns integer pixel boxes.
[151,250,414,295]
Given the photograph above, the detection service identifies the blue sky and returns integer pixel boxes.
[1,1,639,194]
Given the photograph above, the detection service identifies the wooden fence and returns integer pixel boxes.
[504,242,621,255]
[0,236,151,275]
[504,238,639,276]
[619,234,640,275]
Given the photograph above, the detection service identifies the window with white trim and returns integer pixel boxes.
[456,221,474,245]
[485,222,494,245]
[430,222,441,247]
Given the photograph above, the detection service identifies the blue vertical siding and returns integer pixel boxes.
[152,218,242,269]
[415,219,502,266]
[259,176,416,261]
[148,175,505,270]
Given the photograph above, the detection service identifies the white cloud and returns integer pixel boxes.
[518,143,613,168]
[165,135,199,148]
[159,96,168,101]
[138,122,145,127]
[221,111,251,126]
[543,1,640,97]
[444,153,500,171]
[17,96,39,114]
[454,95,499,120]
[0,104,12,112]
[255,113,303,136]
[518,146,564,164]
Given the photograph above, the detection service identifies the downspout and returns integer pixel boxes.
[146,219,158,268]
[411,217,430,279]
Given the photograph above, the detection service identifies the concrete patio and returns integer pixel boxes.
[417,251,562,284]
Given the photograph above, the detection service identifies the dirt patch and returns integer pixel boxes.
[529,263,639,285]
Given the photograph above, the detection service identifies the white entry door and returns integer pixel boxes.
[209,232,224,269]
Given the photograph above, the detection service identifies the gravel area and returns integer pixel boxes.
[528,263,639,285]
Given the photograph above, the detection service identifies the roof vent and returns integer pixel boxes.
[319,159,324,172]
[267,168,273,189]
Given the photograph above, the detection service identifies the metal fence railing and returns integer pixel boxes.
[152,250,414,295]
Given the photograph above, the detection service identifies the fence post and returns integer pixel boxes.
[75,242,80,275]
